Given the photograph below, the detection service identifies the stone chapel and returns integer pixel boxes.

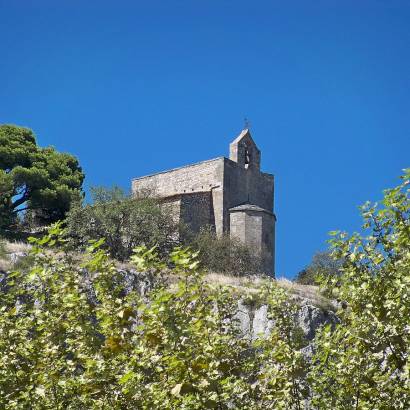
[131,129,276,275]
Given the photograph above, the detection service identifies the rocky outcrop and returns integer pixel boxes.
[235,299,338,344]
[1,256,338,351]
[296,303,338,341]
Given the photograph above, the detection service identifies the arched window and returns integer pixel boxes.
[244,146,251,169]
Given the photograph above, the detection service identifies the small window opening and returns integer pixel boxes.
[244,147,251,169]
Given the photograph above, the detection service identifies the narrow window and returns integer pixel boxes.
[244,147,251,169]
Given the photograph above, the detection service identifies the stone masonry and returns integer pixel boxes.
[131,129,276,275]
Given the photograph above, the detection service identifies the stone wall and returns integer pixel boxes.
[159,197,182,225]
[223,158,274,218]
[262,212,275,273]
[229,205,275,274]
[180,192,214,236]
[224,158,275,274]
[132,158,225,235]
[132,158,224,197]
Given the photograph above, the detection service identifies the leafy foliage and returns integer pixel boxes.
[65,186,178,261]
[0,224,306,409]
[189,227,265,276]
[309,169,410,409]
[0,124,84,232]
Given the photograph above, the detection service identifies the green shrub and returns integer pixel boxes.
[65,186,178,261]
[309,169,410,409]
[295,251,343,285]
[189,227,265,276]
[11,254,36,272]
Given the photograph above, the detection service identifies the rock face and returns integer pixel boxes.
[1,251,28,290]
[79,267,163,306]
[296,303,338,341]
[236,299,338,343]
[1,255,338,352]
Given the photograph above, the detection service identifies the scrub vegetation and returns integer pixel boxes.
[0,170,408,409]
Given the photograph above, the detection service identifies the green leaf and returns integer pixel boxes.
[119,371,135,385]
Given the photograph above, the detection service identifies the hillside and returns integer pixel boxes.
[0,170,408,409]
[0,238,336,344]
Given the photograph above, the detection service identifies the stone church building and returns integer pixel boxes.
[131,129,276,275]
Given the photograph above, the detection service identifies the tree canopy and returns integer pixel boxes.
[66,186,178,260]
[309,169,410,408]
[295,251,343,285]
[0,124,84,231]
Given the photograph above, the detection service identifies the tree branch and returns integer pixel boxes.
[11,207,29,214]
[11,189,30,210]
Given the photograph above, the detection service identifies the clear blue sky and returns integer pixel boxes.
[1,1,409,278]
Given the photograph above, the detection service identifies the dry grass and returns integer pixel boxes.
[205,272,269,289]
[276,277,336,311]
[204,271,335,311]
[5,241,31,254]
[0,258,11,272]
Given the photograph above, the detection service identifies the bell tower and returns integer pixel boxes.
[227,128,275,275]
[229,128,261,170]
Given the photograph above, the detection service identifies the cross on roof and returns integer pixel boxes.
[244,117,251,130]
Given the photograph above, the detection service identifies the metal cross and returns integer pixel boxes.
[244,117,251,130]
